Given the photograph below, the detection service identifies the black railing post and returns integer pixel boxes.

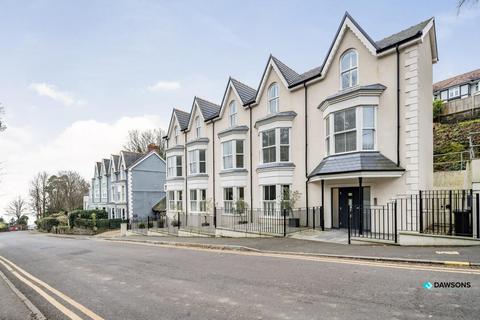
[283,208,287,237]
[312,207,316,229]
[394,200,398,244]
[347,205,351,245]
[147,216,149,232]
[214,206,217,228]
[449,190,453,235]
[321,206,325,231]
[419,190,423,233]
[476,193,480,239]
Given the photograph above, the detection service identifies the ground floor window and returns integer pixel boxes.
[189,189,206,212]
[223,186,245,214]
[168,190,183,211]
[262,184,291,215]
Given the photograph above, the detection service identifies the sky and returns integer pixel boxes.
[0,0,479,219]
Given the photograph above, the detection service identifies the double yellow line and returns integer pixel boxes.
[0,255,104,320]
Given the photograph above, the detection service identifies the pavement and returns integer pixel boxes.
[1,231,480,319]
[104,234,480,266]
[0,268,38,320]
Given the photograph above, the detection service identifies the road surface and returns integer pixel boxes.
[0,232,479,319]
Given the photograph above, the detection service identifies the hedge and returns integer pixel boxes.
[69,209,107,227]
[74,218,94,229]
[37,217,60,232]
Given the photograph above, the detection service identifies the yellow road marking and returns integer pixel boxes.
[110,240,480,275]
[0,259,83,320]
[0,255,104,320]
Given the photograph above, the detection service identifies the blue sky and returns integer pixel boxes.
[0,0,479,216]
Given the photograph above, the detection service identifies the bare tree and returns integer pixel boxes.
[6,196,27,222]
[457,0,479,13]
[29,171,49,219]
[124,129,167,158]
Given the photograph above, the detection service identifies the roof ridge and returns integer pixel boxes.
[230,77,255,90]
[195,96,220,106]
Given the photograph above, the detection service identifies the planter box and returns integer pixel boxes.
[288,218,300,228]
[238,220,248,225]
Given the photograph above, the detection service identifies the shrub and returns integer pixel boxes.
[138,222,145,229]
[37,217,60,232]
[96,219,110,230]
[108,219,123,229]
[433,99,443,119]
[74,218,93,229]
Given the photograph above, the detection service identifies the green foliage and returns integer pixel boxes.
[91,213,97,230]
[433,99,444,119]
[74,218,94,229]
[37,217,60,232]
[68,209,107,228]
[0,222,8,232]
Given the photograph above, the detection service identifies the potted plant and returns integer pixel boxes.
[281,189,301,227]
[235,200,249,224]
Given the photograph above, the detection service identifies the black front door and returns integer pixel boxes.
[338,187,361,229]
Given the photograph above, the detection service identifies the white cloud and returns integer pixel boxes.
[0,115,166,218]
[147,81,181,92]
[29,82,83,107]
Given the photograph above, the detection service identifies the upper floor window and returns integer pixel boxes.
[325,106,376,155]
[167,155,182,177]
[460,85,469,96]
[229,100,237,127]
[340,49,358,90]
[188,149,206,175]
[268,83,279,114]
[222,140,244,170]
[261,128,289,163]
[448,86,460,99]
[195,116,202,138]
[174,125,180,144]
[440,90,448,101]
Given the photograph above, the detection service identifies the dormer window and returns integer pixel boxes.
[195,116,202,138]
[340,49,358,90]
[268,83,279,114]
[174,125,179,145]
[229,100,237,127]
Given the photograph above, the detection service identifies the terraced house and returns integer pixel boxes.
[163,13,442,239]
[86,147,166,220]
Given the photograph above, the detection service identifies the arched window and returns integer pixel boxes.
[340,49,358,89]
[268,83,279,114]
[174,125,179,145]
[229,100,237,127]
[195,116,201,138]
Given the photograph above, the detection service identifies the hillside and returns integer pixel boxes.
[434,119,480,155]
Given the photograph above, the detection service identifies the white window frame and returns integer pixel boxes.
[228,100,237,127]
[340,49,358,90]
[223,186,245,214]
[326,106,377,155]
[222,140,244,170]
[440,90,448,101]
[267,83,279,114]
[167,155,183,177]
[448,86,460,99]
[262,184,291,216]
[261,128,290,164]
[189,189,206,213]
[460,84,469,97]
[174,125,180,145]
[188,149,206,175]
[195,116,202,138]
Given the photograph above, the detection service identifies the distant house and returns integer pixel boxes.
[85,145,166,220]
[434,68,480,101]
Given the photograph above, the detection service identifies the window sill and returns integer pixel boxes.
[219,168,248,175]
[256,162,295,171]
[187,173,209,179]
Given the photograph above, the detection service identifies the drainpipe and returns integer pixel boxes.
[249,105,253,219]
[212,121,216,207]
[396,45,401,167]
[304,83,309,209]
[184,133,188,225]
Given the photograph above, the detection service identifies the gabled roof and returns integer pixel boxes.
[102,159,111,174]
[174,109,190,130]
[120,151,144,169]
[286,12,437,88]
[111,154,120,173]
[308,152,404,178]
[271,56,301,86]
[95,162,102,177]
[230,78,257,105]
[433,68,480,92]
[195,97,221,121]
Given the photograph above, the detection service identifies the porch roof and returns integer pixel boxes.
[308,152,404,180]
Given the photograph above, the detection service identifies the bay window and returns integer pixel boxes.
[190,189,198,211]
[189,189,207,212]
[167,155,183,177]
[262,128,290,163]
[188,149,206,174]
[326,106,376,155]
[222,140,244,169]
[340,49,358,90]
[223,187,244,214]
[168,190,183,211]
[262,184,291,215]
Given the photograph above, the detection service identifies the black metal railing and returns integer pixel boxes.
[348,189,480,244]
[216,207,323,236]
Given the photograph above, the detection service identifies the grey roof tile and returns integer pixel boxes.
[271,56,300,86]
[102,159,111,174]
[173,109,190,130]
[121,151,144,168]
[230,78,257,105]
[195,97,221,121]
[375,18,431,51]
[308,152,404,178]
[111,155,120,172]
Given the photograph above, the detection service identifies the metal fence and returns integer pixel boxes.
[349,189,480,244]
[216,207,324,236]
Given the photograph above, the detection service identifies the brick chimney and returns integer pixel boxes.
[147,143,160,153]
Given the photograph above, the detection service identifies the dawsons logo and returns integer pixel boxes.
[423,281,471,289]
